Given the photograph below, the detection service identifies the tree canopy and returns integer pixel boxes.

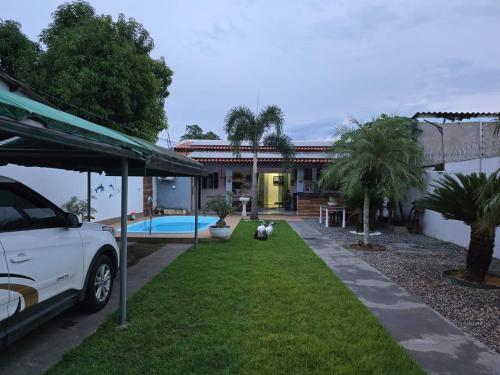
[0,1,172,142]
[0,19,40,82]
[318,115,424,244]
[319,115,424,198]
[180,124,221,140]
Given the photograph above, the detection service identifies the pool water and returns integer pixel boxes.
[127,216,218,234]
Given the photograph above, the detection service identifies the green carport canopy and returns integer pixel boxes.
[0,84,206,177]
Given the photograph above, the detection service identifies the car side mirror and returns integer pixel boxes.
[65,212,82,228]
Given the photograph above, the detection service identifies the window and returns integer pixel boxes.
[0,184,64,232]
[201,173,219,189]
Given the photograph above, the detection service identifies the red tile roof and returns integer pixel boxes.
[192,157,329,164]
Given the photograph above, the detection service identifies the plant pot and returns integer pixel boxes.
[327,202,337,206]
[209,226,231,239]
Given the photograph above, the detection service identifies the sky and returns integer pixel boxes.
[3,0,500,146]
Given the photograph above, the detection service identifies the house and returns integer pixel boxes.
[150,139,334,215]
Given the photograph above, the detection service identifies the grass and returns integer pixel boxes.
[49,221,423,374]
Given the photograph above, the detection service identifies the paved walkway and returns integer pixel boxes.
[0,243,190,375]
[289,221,500,375]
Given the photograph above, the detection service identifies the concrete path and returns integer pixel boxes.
[289,221,500,375]
[0,243,190,375]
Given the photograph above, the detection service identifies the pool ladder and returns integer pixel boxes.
[147,196,154,235]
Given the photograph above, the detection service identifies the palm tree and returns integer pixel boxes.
[472,122,499,238]
[319,115,424,246]
[224,105,295,220]
[419,173,500,282]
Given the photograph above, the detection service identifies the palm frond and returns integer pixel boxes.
[262,133,295,164]
[224,106,256,155]
[474,171,500,236]
[258,105,284,136]
[418,173,488,226]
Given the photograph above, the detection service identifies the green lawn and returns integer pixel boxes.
[49,221,422,374]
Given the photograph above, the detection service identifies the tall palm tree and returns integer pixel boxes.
[319,115,424,245]
[419,173,500,282]
[224,105,295,220]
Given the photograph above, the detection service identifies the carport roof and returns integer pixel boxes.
[0,78,206,177]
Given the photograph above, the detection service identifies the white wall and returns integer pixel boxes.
[417,156,500,259]
[0,165,143,222]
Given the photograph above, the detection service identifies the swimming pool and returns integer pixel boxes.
[126,216,218,234]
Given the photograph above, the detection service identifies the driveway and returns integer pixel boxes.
[0,243,190,375]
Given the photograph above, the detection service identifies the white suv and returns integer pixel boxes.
[0,176,119,348]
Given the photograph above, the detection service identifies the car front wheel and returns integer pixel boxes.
[81,254,114,312]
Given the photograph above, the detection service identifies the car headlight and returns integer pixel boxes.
[102,225,115,237]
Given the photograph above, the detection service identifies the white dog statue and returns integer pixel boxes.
[265,222,274,236]
[256,222,267,237]
[254,222,268,240]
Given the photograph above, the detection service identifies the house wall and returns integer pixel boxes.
[0,164,144,222]
[152,164,326,211]
[403,156,500,259]
[156,176,192,210]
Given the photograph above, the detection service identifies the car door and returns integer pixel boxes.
[0,182,84,315]
[0,241,9,345]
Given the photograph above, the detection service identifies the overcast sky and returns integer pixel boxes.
[3,0,500,145]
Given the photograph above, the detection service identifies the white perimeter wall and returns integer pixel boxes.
[407,156,499,259]
[0,165,143,222]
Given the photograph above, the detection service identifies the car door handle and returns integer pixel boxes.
[10,254,32,263]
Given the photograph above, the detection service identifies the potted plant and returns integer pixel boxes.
[327,196,337,206]
[127,211,137,221]
[206,194,234,238]
[61,196,97,221]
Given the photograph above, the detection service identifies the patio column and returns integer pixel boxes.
[226,165,232,203]
[312,168,317,192]
[119,158,128,327]
[87,171,91,222]
[194,176,199,249]
[296,167,304,193]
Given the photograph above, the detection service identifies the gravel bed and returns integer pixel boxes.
[306,219,500,354]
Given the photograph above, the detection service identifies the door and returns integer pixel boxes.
[0,183,83,315]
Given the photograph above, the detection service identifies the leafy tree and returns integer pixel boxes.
[180,124,221,140]
[1,1,172,142]
[224,105,295,220]
[36,1,173,142]
[419,173,499,282]
[0,19,40,82]
[319,115,424,246]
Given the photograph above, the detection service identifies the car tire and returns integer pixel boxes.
[81,254,114,313]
